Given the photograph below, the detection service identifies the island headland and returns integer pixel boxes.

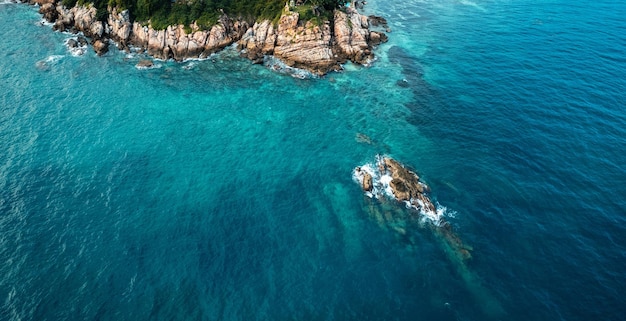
[27,0,388,75]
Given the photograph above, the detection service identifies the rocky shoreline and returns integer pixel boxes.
[26,0,388,75]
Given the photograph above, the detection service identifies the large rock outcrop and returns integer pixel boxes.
[333,7,371,64]
[36,1,109,55]
[107,7,132,48]
[239,7,337,74]
[239,5,387,74]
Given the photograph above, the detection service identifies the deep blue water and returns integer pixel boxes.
[1,0,625,320]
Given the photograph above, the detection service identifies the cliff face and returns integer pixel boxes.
[31,0,387,75]
[239,8,336,74]
[37,0,109,54]
[109,9,249,61]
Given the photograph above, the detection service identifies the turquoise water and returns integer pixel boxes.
[1,0,625,320]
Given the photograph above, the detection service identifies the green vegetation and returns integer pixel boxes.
[62,0,348,30]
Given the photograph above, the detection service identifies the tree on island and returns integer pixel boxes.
[65,0,349,29]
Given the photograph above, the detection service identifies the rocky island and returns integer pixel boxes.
[353,155,472,261]
[27,0,388,75]
[353,156,506,317]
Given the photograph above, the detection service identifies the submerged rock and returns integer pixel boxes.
[355,133,373,144]
[136,59,154,68]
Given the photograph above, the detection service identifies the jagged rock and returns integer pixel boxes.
[240,6,338,74]
[107,7,132,48]
[67,38,78,48]
[355,167,373,192]
[90,21,104,38]
[273,7,336,73]
[52,5,73,31]
[77,35,88,46]
[384,158,423,196]
[39,3,57,21]
[239,20,277,63]
[362,171,373,191]
[369,31,388,46]
[334,7,371,64]
[382,158,436,213]
[354,156,473,262]
[127,15,246,61]
[32,0,55,5]
[93,39,108,55]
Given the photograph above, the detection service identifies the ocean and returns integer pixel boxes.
[1,0,625,320]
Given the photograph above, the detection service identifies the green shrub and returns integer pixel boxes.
[62,0,349,30]
[62,0,78,7]
[196,11,220,30]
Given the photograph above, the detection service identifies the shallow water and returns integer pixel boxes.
[1,0,625,320]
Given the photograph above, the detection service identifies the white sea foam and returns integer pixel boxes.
[354,155,448,225]
[45,55,64,63]
[263,56,317,79]
[64,38,88,56]
[181,53,217,63]
[35,55,64,71]
[0,0,17,5]
[182,61,198,70]
[37,18,53,27]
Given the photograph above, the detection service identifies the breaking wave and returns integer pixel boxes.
[263,56,317,79]
[353,155,450,225]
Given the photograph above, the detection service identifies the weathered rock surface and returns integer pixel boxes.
[31,0,387,74]
[355,167,373,191]
[92,39,108,55]
[333,7,372,64]
[238,5,388,74]
[382,157,435,212]
[107,7,132,49]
